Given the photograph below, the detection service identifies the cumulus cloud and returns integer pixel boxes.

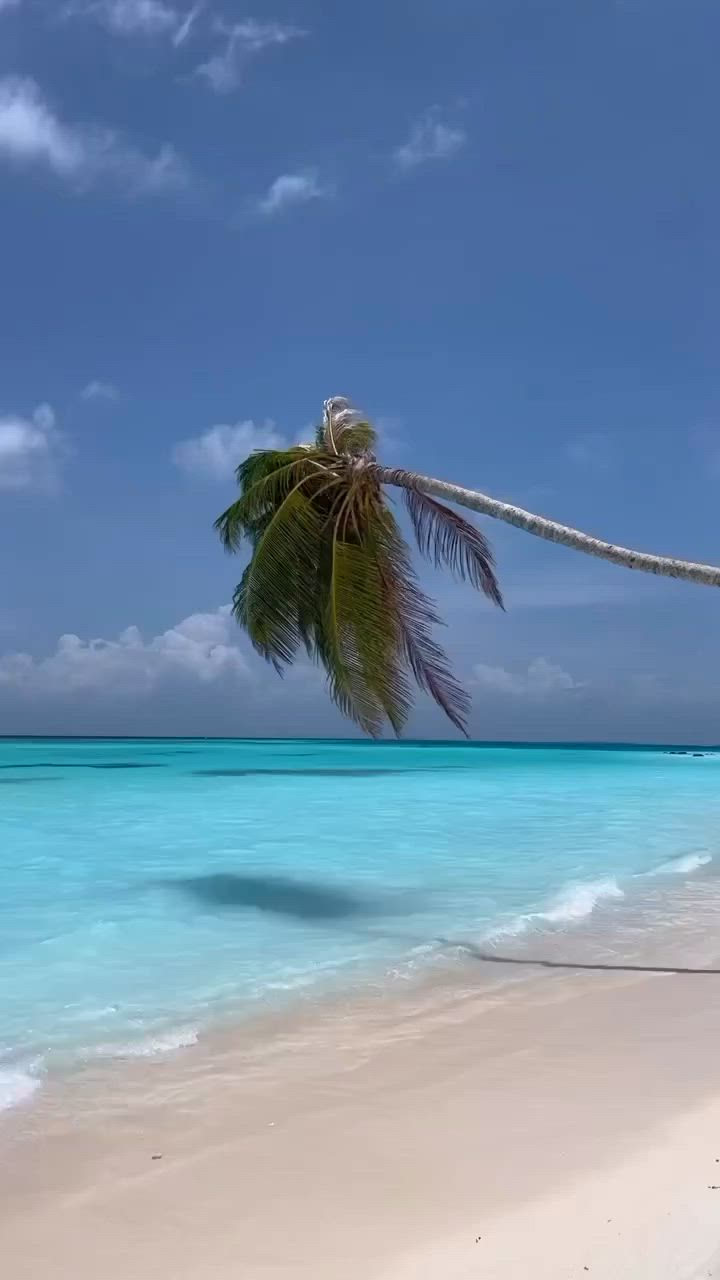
[0,77,188,194]
[80,380,119,401]
[196,18,305,93]
[394,110,466,172]
[172,419,287,481]
[256,170,329,217]
[0,605,248,695]
[473,657,583,697]
[0,403,63,492]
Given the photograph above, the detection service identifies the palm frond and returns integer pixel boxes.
[322,540,386,737]
[338,418,378,456]
[323,515,412,737]
[372,513,471,736]
[242,476,340,669]
[402,486,504,608]
[215,448,334,553]
[216,398,506,737]
[321,397,378,457]
[397,603,470,737]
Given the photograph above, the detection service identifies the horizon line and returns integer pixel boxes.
[0,736,718,750]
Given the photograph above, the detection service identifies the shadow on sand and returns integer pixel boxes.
[444,940,720,977]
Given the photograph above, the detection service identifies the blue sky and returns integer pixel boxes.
[0,0,719,740]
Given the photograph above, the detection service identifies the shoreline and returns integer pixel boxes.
[4,931,720,1277]
[4,842,718,1116]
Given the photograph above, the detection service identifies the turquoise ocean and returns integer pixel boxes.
[2,737,720,1111]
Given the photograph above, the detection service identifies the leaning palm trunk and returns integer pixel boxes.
[380,468,720,588]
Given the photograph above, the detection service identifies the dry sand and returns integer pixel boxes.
[3,960,720,1278]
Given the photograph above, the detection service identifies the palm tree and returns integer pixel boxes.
[215,397,720,737]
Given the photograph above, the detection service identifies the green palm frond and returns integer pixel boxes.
[245,477,341,669]
[215,400,504,737]
[372,514,471,735]
[215,449,335,552]
[324,517,413,736]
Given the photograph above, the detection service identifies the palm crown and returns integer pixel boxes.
[217,396,720,736]
[215,398,503,737]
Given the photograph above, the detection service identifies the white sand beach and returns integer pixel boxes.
[3,952,720,1279]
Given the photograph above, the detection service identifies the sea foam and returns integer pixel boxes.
[0,1067,41,1112]
[489,878,624,939]
[96,1026,199,1059]
[647,852,712,876]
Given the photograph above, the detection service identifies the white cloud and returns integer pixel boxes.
[64,0,203,44]
[394,111,466,172]
[83,0,176,33]
[196,18,305,93]
[64,0,176,35]
[0,403,63,492]
[0,605,248,695]
[472,657,583,697]
[256,170,329,217]
[80,380,119,401]
[172,419,287,481]
[0,77,188,194]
